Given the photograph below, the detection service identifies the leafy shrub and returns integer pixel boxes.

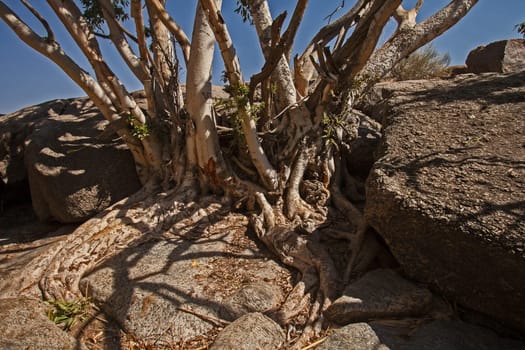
[387,44,451,81]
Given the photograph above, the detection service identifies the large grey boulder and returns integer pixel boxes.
[466,39,525,74]
[0,297,85,350]
[325,269,432,325]
[16,97,141,223]
[398,320,525,350]
[365,73,525,331]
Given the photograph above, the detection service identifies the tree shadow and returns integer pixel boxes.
[72,194,287,349]
[400,72,525,106]
[379,146,525,235]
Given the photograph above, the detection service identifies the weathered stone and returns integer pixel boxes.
[466,39,525,74]
[347,111,382,179]
[0,297,85,350]
[316,323,391,350]
[398,320,525,350]
[219,282,283,321]
[22,97,141,223]
[210,313,285,350]
[80,217,291,346]
[325,269,432,324]
[0,99,67,185]
[365,72,525,331]
[357,79,443,124]
[318,320,525,350]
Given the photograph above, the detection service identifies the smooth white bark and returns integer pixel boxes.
[186,0,227,184]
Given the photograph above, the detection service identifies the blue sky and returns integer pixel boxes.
[0,0,523,114]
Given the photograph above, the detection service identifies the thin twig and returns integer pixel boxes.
[274,95,308,120]
[177,306,231,327]
[323,0,344,23]
[301,336,328,350]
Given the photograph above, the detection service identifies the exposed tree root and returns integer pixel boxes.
[0,175,206,301]
[251,185,353,347]
[0,167,370,349]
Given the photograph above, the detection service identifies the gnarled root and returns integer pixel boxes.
[250,194,341,347]
[0,174,218,302]
[247,149,375,347]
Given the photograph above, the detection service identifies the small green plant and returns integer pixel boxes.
[321,112,344,149]
[127,114,150,139]
[232,82,250,109]
[45,299,90,331]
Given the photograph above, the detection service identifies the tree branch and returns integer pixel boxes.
[248,12,287,102]
[1,1,114,119]
[363,0,478,85]
[282,0,308,62]
[146,0,191,63]
[46,0,121,108]
[0,1,155,178]
[294,0,370,96]
[335,0,401,79]
[130,0,156,120]
[247,0,300,128]
[394,0,424,30]
[20,0,54,42]
[98,0,150,82]
[146,0,175,96]
[201,0,278,190]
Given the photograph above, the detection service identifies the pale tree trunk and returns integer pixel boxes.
[361,0,479,83]
[186,0,228,191]
[146,0,191,64]
[147,0,180,122]
[247,0,313,176]
[248,0,298,111]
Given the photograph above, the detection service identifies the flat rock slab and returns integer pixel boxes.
[364,73,525,330]
[325,269,432,324]
[0,297,84,350]
[219,282,283,321]
[210,312,285,350]
[318,320,525,350]
[316,323,391,350]
[80,213,291,346]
